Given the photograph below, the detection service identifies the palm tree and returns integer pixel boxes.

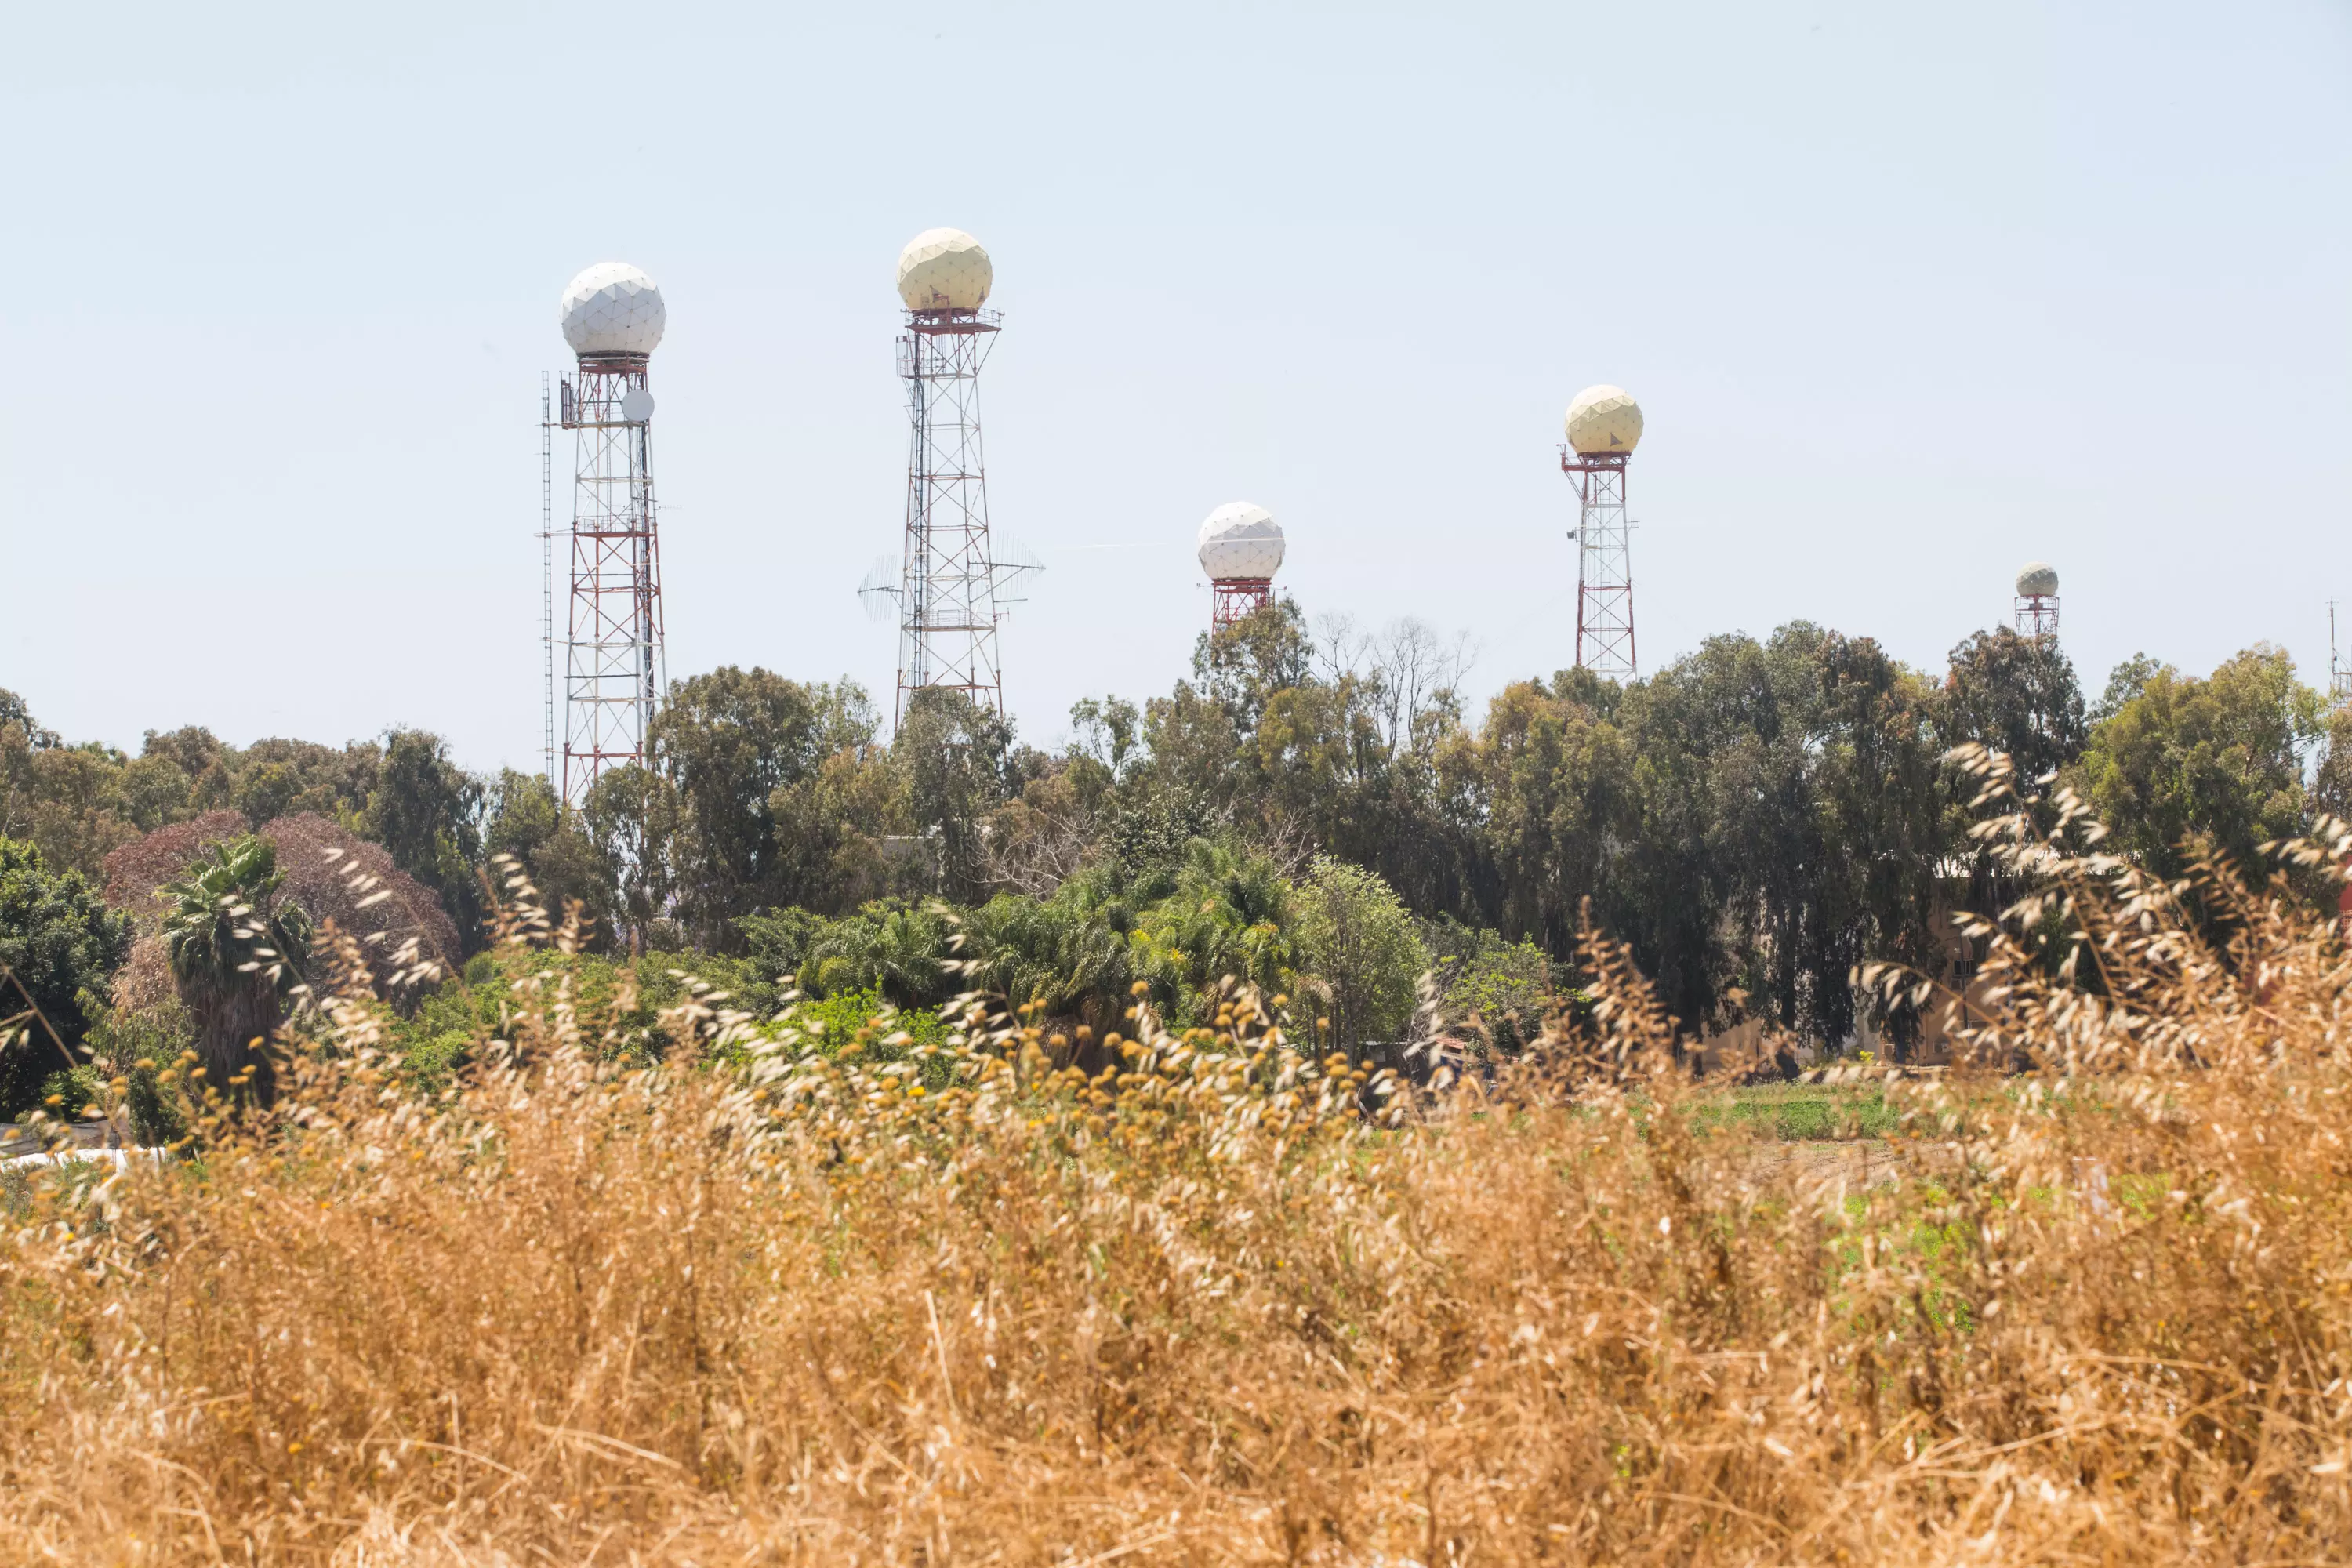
[953,843,1301,1034]
[805,902,951,1007]
[1138,842,1298,1014]
[961,890,1139,1030]
[160,836,310,1106]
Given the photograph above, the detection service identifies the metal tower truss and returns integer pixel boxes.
[879,307,1035,730]
[2013,594,2060,645]
[1563,450,1636,681]
[559,353,665,809]
[1210,579,1273,629]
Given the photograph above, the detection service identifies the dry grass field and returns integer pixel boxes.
[2,766,2348,1565]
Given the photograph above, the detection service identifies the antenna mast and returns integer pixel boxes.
[2332,601,2350,706]
[540,371,555,786]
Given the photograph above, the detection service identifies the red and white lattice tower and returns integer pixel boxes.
[548,262,668,809]
[2013,561,2060,645]
[1198,502,1285,629]
[865,228,1038,731]
[1560,384,1644,681]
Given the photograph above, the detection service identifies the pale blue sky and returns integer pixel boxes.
[4,2,2347,770]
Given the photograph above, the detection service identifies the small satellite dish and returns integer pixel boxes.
[621,387,655,423]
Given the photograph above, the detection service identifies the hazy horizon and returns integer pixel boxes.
[5,2,2347,770]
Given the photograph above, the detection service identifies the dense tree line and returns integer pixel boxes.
[464,611,2352,1047]
[0,707,481,946]
[5,604,2349,1118]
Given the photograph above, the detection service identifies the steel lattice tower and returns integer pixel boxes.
[1563,451,1636,681]
[2013,592,2060,645]
[556,351,665,807]
[1210,579,1273,628]
[893,306,1009,728]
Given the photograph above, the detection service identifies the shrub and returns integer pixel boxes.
[1293,854,1427,1049]
[786,985,949,1060]
[79,992,194,1146]
[0,837,131,1120]
[383,943,777,1082]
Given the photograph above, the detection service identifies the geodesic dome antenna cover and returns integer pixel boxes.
[1565,384,1643,456]
[1197,502,1285,581]
[561,263,666,357]
[897,228,993,311]
[2016,561,2059,597]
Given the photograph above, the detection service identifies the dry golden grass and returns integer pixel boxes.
[2,759,2350,1565]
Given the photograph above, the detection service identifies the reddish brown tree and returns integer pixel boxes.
[103,811,459,997]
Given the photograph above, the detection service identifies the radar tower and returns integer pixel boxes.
[1561,384,1643,681]
[550,261,668,809]
[2014,562,2060,645]
[869,229,1036,731]
[1198,502,1286,629]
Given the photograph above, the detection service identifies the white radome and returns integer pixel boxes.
[897,227,993,311]
[1565,384,1643,456]
[2016,561,2060,598]
[1197,502,1284,582]
[561,262,666,357]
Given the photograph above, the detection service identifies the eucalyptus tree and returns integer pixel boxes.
[1940,626,2089,785]
[897,688,1018,906]
[2079,645,2325,885]
[362,729,485,946]
[651,667,880,948]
